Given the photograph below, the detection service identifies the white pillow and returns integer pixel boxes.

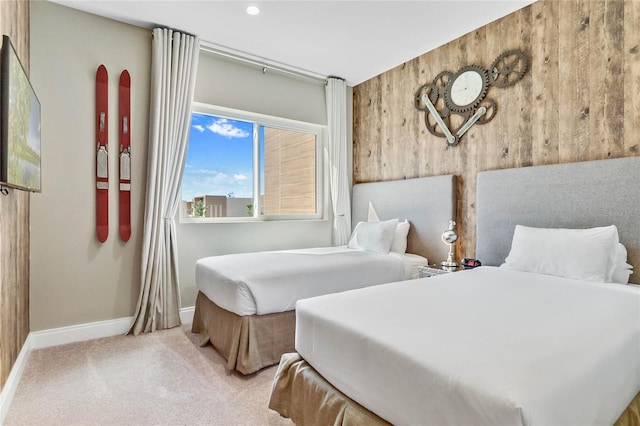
[605,232,621,282]
[390,219,410,253]
[364,202,411,253]
[367,201,380,222]
[501,225,619,283]
[347,222,363,249]
[610,243,633,284]
[350,219,398,254]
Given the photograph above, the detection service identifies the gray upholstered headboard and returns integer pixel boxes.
[352,175,456,264]
[476,156,640,283]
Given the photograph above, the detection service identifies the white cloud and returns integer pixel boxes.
[194,168,227,178]
[206,118,250,139]
[182,173,252,201]
[192,124,205,132]
[182,166,252,201]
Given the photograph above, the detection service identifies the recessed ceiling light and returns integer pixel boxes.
[246,5,260,16]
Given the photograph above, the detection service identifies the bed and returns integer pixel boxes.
[269,156,640,425]
[191,174,457,374]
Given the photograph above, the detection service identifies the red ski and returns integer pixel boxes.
[118,70,131,242]
[95,65,109,243]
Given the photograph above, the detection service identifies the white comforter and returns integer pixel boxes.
[196,246,426,316]
[295,266,640,425]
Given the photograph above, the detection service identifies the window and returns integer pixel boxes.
[181,103,325,221]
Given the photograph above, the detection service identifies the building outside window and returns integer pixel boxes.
[181,103,325,222]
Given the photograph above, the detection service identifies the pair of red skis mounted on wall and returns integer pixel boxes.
[95,65,131,243]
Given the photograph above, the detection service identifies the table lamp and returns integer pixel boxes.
[441,220,458,271]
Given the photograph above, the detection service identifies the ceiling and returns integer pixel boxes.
[49,0,535,86]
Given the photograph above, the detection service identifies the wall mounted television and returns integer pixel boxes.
[0,34,41,193]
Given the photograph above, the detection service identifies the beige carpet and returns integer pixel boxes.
[4,325,292,425]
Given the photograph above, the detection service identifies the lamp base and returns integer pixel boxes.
[441,260,459,272]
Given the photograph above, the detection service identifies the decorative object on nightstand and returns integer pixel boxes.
[414,49,529,147]
[462,258,482,269]
[441,220,459,271]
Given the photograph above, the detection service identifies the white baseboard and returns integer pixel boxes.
[180,306,195,325]
[29,306,195,349]
[0,333,33,424]
[29,316,133,349]
[0,306,195,423]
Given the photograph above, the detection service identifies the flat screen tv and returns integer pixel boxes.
[0,35,41,192]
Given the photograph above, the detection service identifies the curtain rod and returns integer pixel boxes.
[199,41,328,84]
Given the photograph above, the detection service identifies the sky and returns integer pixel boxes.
[182,112,255,202]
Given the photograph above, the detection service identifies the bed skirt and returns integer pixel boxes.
[269,352,640,426]
[191,291,296,375]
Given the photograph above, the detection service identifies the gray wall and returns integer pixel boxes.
[30,2,351,330]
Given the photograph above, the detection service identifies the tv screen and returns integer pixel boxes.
[0,35,41,192]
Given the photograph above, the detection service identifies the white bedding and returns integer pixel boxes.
[196,246,426,316]
[295,266,640,425]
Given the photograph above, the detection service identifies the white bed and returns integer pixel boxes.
[192,174,457,374]
[293,266,640,425]
[196,247,427,316]
[269,157,640,424]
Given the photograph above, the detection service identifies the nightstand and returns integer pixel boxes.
[418,265,459,278]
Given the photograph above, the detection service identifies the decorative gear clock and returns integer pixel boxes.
[414,49,528,147]
[445,65,490,113]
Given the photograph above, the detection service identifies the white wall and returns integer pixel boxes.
[30,2,150,331]
[30,2,353,329]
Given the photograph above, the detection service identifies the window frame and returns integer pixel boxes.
[180,102,326,223]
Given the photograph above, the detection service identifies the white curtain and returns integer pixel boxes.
[326,78,352,246]
[129,28,200,335]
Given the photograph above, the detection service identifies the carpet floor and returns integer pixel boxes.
[4,325,292,425]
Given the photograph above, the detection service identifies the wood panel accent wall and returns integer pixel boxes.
[353,0,640,262]
[0,0,30,391]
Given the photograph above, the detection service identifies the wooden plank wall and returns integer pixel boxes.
[0,0,30,391]
[353,0,640,262]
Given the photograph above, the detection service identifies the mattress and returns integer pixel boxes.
[196,246,426,316]
[295,266,640,425]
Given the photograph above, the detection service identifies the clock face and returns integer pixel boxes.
[450,70,484,107]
